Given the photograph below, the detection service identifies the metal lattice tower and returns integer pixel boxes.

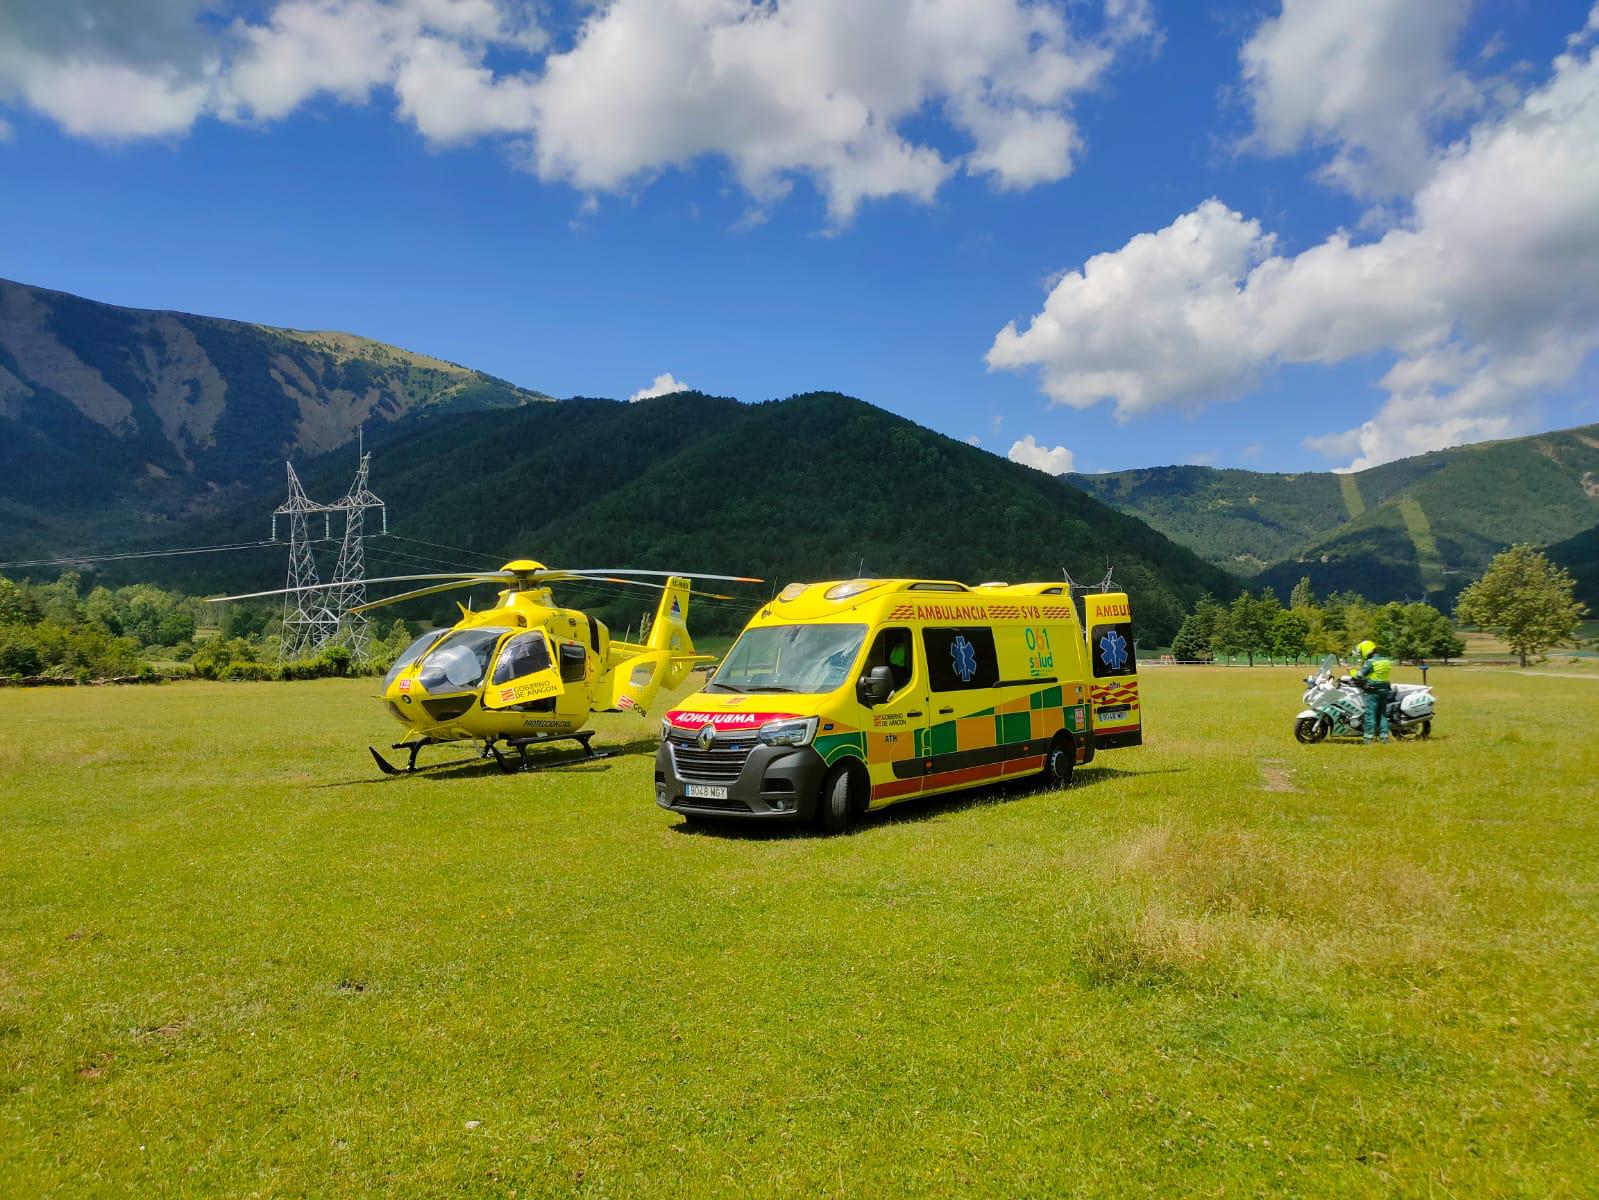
[272,463,337,661]
[324,450,387,662]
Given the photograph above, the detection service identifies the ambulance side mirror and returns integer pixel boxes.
[858,666,894,707]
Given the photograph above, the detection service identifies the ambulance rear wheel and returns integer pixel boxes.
[817,762,857,835]
[1042,734,1075,788]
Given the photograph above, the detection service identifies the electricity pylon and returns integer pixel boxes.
[324,451,387,662]
[271,463,336,660]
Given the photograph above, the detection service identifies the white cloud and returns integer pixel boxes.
[522,0,1152,223]
[0,0,1152,223]
[629,372,691,403]
[965,434,982,446]
[7,57,213,140]
[989,21,1599,470]
[1239,0,1478,198]
[1007,434,1074,474]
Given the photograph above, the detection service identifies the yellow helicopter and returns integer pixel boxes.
[211,560,760,774]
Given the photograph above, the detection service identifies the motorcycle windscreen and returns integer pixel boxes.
[1085,592,1142,749]
[482,630,565,710]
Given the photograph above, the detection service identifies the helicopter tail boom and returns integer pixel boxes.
[595,576,709,715]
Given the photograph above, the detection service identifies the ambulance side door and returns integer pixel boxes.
[857,625,928,808]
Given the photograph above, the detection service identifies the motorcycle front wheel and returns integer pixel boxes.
[1294,716,1328,744]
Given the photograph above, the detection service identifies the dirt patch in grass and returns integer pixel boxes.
[1258,759,1298,792]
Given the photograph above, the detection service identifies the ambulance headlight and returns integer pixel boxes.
[660,717,671,740]
[758,716,818,747]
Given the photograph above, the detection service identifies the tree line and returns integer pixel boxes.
[0,572,415,683]
[3,543,1584,683]
[1170,578,1464,665]
[1167,545,1587,666]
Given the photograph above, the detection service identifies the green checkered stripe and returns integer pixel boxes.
[813,685,1079,763]
[814,730,867,764]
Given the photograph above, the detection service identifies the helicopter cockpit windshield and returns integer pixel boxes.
[416,627,513,693]
[383,629,450,690]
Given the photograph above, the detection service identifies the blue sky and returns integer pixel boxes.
[2,0,1596,475]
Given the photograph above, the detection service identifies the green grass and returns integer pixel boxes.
[3,669,1598,1197]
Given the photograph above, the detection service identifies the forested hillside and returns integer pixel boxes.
[100,392,1241,643]
[1547,522,1599,609]
[1071,424,1599,604]
[0,277,548,557]
[1065,465,1349,575]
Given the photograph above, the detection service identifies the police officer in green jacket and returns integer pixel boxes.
[1350,639,1393,744]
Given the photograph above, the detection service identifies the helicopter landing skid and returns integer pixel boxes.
[490,730,611,774]
[369,737,450,776]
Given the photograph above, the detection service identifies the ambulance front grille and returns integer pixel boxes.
[669,733,758,782]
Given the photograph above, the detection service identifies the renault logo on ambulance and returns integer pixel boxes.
[697,724,717,751]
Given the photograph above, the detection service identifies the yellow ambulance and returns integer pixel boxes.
[655,578,1142,832]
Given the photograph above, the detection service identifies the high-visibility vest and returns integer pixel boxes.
[1358,656,1393,685]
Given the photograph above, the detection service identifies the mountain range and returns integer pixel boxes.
[0,278,546,557]
[0,278,1230,641]
[3,276,1595,628]
[1069,425,1599,605]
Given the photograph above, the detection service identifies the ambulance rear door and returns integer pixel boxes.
[1084,592,1141,748]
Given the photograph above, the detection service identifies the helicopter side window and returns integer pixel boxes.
[492,632,552,684]
[559,642,587,684]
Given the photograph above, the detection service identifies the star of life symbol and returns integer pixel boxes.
[1099,629,1129,671]
[950,635,978,683]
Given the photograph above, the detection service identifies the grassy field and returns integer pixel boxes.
[3,667,1597,1197]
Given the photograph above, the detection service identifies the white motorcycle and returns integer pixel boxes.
[1294,654,1435,743]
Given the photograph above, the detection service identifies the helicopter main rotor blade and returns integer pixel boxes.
[348,577,510,613]
[557,569,764,583]
[574,576,739,602]
[207,571,514,603]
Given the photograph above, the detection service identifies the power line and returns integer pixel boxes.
[0,539,280,570]
[382,533,502,566]
[367,542,483,573]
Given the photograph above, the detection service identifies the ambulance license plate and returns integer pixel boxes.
[686,784,728,800]
[1097,706,1130,722]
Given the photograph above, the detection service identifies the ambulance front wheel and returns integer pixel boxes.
[1042,733,1075,788]
[816,761,862,835]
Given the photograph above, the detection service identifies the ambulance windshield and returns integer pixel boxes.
[708,623,867,695]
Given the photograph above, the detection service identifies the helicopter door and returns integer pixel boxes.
[483,631,566,710]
